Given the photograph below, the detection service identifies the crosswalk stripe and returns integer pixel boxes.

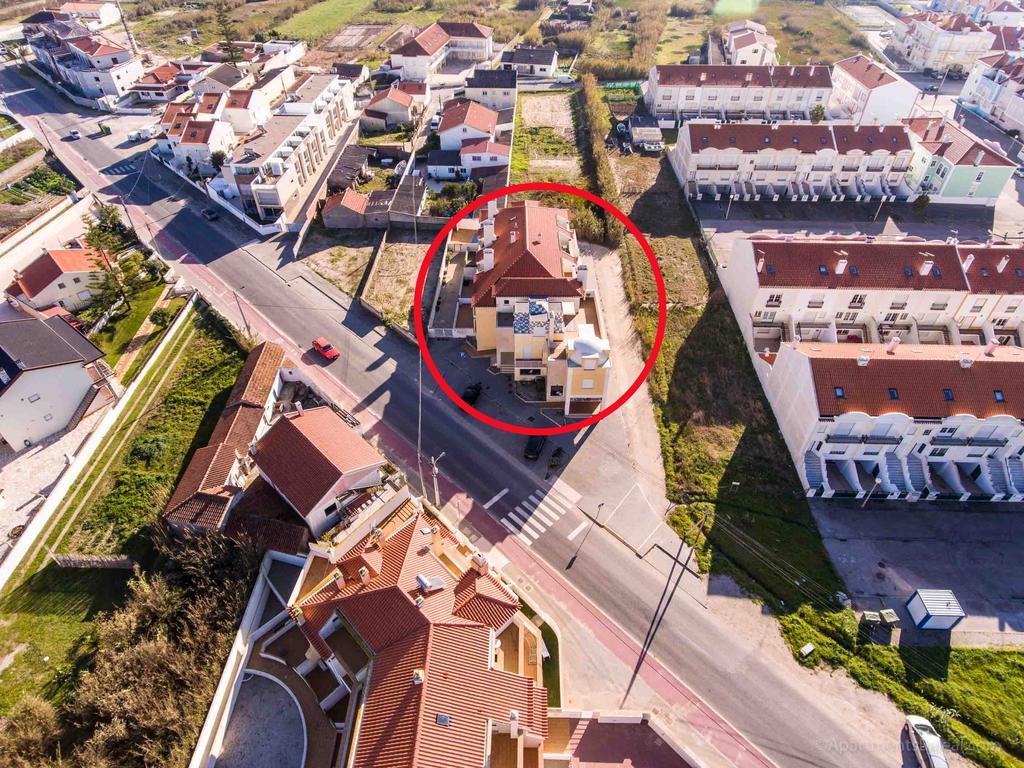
[528,492,572,522]
[483,488,509,509]
[567,521,589,541]
[499,518,534,545]
[521,498,557,526]
[507,509,543,538]
[531,489,574,516]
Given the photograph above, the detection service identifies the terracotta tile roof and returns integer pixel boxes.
[832,124,911,153]
[163,443,240,529]
[225,89,254,109]
[904,117,1015,167]
[723,18,767,34]
[688,121,834,153]
[179,118,219,145]
[226,341,285,408]
[253,406,385,518]
[471,201,582,306]
[834,54,897,89]
[9,248,102,298]
[460,137,510,157]
[160,102,196,128]
[394,22,450,57]
[224,513,309,554]
[748,238,967,290]
[368,86,413,109]
[198,92,224,114]
[68,35,126,57]
[797,342,1024,419]
[294,509,544,768]
[991,1,1022,12]
[323,187,368,215]
[653,64,832,89]
[396,80,427,96]
[959,243,1024,294]
[209,403,265,455]
[134,62,181,87]
[439,98,497,135]
[989,25,1024,51]
[900,11,986,31]
[729,30,774,50]
[437,21,493,38]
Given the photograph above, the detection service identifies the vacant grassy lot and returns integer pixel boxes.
[0,139,43,175]
[302,227,382,296]
[713,0,868,63]
[513,93,583,185]
[279,0,375,42]
[362,235,432,329]
[655,15,707,64]
[0,113,22,140]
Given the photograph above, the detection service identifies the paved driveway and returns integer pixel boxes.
[811,499,1024,647]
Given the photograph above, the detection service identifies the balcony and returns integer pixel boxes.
[973,436,1009,447]
[864,435,903,445]
[825,434,863,444]
[931,436,969,446]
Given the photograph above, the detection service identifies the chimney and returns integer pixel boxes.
[430,524,443,556]
[998,254,1010,273]
[471,550,489,575]
[577,261,592,294]
[984,340,998,356]
[919,258,934,276]
[886,337,901,354]
[975,149,985,166]
[509,709,520,737]
[332,570,346,587]
[482,218,495,247]
[487,199,497,219]
[835,259,848,275]
[962,252,975,272]
[294,401,304,416]
[414,594,425,608]
[413,669,425,685]
[960,356,974,368]
[756,256,765,273]
[481,247,495,271]
[358,566,370,584]
[857,354,870,366]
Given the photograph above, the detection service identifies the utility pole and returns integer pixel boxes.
[112,0,140,58]
[429,452,445,509]
[233,290,250,334]
[861,477,882,508]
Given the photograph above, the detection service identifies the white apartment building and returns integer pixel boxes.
[891,12,996,72]
[57,1,120,28]
[222,88,272,135]
[172,118,237,172]
[960,52,1024,132]
[724,22,778,66]
[986,1,1024,26]
[387,21,494,81]
[220,74,353,225]
[829,55,921,125]
[668,121,914,201]
[759,340,1024,502]
[28,22,143,99]
[646,65,833,122]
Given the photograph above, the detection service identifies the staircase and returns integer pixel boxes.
[986,457,1011,500]
[803,451,825,495]
[1008,457,1024,497]
[906,454,929,498]
[885,452,909,495]
[65,384,102,432]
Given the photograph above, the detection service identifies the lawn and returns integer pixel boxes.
[120,295,188,385]
[0,139,43,175]
[354,167,395,193]
[359,125,414,146]
[87,281,166,367]
[513,93,583,185]
[655,14,707,64]
[712,0,869,63]
[279,0,377,42]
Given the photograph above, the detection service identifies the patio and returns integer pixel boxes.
[217,673,304,768]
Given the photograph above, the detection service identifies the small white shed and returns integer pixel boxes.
[905,589,965,631]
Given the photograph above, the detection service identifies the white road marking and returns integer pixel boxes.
[522,497,558,526]
[500,518,534,545]
[566,521,589,541]
[551,478,582,504]
[483,488,509,509]
[507,509,543,538]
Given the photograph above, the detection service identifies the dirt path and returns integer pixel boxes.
[112,284,173,379]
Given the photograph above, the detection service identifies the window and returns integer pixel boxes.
[939,426,957,435]
[943,388,954,401]
[930,447,948,457]
[975,171,984,182]
[849,266,859,276]
[889,388,900,400]
[850,294,866,307]
[834,386,846,399]
[818,265,828,275]
[550,385,564,397]
[582,378,594,390]
[971,300,986,313]
[932,266,942,277]
[766,293,782,307]
[995,389,1006,402]
[0,370,8,385]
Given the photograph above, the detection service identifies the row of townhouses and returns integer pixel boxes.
[669,116,1015,205]
[720,236,1024,502]
[723,19,778,66]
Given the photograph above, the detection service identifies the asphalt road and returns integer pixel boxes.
[0,62,905,768]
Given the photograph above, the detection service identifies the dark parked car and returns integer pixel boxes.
[201,208,220,221]
[524,435,547,460]
[462,381,483,405]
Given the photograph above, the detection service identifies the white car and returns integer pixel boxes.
[906,716,950,768]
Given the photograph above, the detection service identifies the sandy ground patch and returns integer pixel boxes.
[326,23,386,49]
[362,234,431,327]
[300,228,381,297]
[521,93,576,136]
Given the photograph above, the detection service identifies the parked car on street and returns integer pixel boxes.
[524,435,547,460]
[905,716,949,768]
[68,129,81,140]
[312,337,340,361]
[462,381,483,406]
[201,208,220,221]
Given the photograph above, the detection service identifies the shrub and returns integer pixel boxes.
[149,306,175,327]
[577,74,623,245]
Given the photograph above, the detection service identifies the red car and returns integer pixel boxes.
[312,337,340,361]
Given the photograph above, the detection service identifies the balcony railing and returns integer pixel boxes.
[930,436,969,446]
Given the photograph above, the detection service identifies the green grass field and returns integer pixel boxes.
[278,0,376,41]
[88,281,166,367]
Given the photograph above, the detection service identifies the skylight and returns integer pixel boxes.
[904,266,913,277]
[850,265,860,276]
[889,388,899,400]
[995,389,1006,402]
[943,388,954,401]
[818,265,828,275]
[834,386,846,398]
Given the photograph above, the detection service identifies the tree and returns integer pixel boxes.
[210,150,226,171]
[809,103,826,124]
[83,214,131,311]
[214,1,240,65]
[149,306,174,327]
[912,193,931,213]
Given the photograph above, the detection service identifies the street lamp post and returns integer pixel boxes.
[429,452,446,509]
[862,477,882,508]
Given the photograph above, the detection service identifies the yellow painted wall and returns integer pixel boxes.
[474,307,497,351]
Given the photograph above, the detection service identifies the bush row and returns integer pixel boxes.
[577,74,623,245]
[577,0,668,80]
